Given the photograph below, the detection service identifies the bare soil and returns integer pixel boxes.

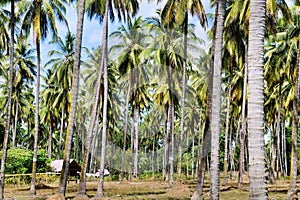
[3,179,294,199]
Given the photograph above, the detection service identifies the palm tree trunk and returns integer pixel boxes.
[178,11,188,179]
[58,0,86,195]
[77,22,105,194]
[270,125,276,184]
[192,122,195,179]
[248,0,267,198]
[89,115,99,173]
[163,109,170,181]
[152,131,156,179]
[90,122,99,173]
[133,104,139,178]
[192,49,213,200]
[0,1,14,198]
[129,116,134,181]
[276,79,282,178]
[95,0,109,197]
[121,78,131,181]
[238,44,248,187]
[12,91,19,148]
[57,107,65,160]
[169,99,175,188]
[282,119,287,177]
[287,36,300,200]
[48,120,53,159]
[196,109,203,177]
[186,131,189,178]
[210,0,225,199]
[229,118,234,177]
[223,71,232,186]
[29,34,41,196]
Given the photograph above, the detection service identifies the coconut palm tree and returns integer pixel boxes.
[0,3,9,56]
[75,0,139,196]
[0,1,14,198]
[44,31,75,159]
[159,0,207,178]
[94,1,109,197]
[286,4,300,199]
[57,0,85,196]
[247,0,267,198]
[17,0,68,195]
[209,0,226,199]
[109,16,146,181]
[12,40,36,148]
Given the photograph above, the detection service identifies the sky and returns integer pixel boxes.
[40,0,214,67]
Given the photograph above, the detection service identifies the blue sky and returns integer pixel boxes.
[40,1,213,68]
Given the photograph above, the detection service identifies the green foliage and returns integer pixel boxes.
[0,148,51,174]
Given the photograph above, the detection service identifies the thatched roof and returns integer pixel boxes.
[50,159,81,173]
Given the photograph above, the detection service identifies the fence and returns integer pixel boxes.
[5,172,61,187]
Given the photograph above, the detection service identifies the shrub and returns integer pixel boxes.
[0,148,51,174]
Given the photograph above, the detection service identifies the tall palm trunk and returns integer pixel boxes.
[191,118,195,179]
[276,85,282,178]
[95,0,109,197]
[192,37,214,200]
[223,70,232,185]
[48,120,53,159]
[210,0,225,199]
[133,104,139,178]
[77,23,105,194]
[238,44,248,187]
[58,0,86,195]
[287,36,300,200]
[89,113,100,173]
[178,11,188,179]
[57,107,65,159]
[12,91,19,148]
[152,131,156,178]
[169,99,175,188]
[121,78,131,181]
[248,0,267,198]
[129,116,134,181]
[275,79,283,178]
[0,1,14,198]
[29,30,41,196]
[282,118,287,177]
[163,108,170,181]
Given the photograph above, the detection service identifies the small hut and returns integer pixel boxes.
[50,159,81,177]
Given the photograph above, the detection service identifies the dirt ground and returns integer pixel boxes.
[3,179,293,200]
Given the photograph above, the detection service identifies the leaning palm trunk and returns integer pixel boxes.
[58,0,86,195]
[238,44,248,187]
[29,32,41,196]
[77,33,104,195]
[248,0,267,199]
[287,36,300,200]
[210,0,225,199]
[178,12,188,179]
[95,0,109,197]
[0,1,14,198]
